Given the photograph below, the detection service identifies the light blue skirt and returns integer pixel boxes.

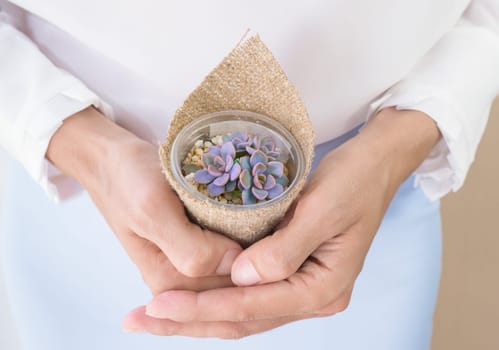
[0,125,441,350]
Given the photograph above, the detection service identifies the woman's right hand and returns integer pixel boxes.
[47,107,242,295]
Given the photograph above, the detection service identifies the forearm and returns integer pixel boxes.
[358,107,441,188]
[46,107,143,189]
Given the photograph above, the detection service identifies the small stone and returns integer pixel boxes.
[194,140,204,148]
[194,148,204,156]
[211,135,224,146]
[202,190,208,196]
[182,163,201,175]
[204,141,213,148]
[191,155,199,162]
[184,173,197,188]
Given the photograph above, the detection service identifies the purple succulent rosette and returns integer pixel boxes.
[237,150,289,204]
[224,132,283,161]
[191,132,290,204]
[193,141,242,197]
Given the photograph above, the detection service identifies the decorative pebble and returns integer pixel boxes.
[211,135,224,146]
[194,148,204,156]
[185,173,197,188]
[194,140,204,148]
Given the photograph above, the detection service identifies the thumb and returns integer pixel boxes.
[152,219,243,278]
[231,218,323,286]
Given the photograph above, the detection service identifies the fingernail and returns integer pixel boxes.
[233,257,261,285]
[216,248,241,275]
[123,327,145,333]
[145,300,165,318]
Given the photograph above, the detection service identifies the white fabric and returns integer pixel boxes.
[369,0,499,200]
[0,4,114,202]
[0,0,498,201]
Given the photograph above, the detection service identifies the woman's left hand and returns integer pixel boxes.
[123,108,441,338]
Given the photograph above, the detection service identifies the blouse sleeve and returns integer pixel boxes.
[369,0,499,200]
[0,11,113,202]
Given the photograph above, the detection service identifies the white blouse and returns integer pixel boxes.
[0,0,498,201]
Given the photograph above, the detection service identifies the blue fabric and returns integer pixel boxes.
[0,126,441,350]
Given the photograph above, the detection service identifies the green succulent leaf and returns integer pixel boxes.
[240,156,251,170]
[242,189,257,205]
[182,163,201,175]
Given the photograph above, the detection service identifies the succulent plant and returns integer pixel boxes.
[238,150,289,205]
[223,131,250,152]
[191,132,289,204]
[193,141,241,197]
[225,132,282,161]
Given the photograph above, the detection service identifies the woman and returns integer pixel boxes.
[1,1,498,349]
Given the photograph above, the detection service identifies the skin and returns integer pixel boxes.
[47,106,441,338]
[46,107,243,295]
[121,107,441,338]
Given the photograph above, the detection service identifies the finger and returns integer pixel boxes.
[312,291,352,318]
[130,184,243,278]
[230,198,329,286]
[140,216,243,278]
[118,230,234,294]
[123,306,306,339]
[145,258,335,322]
[231,189,358,286]
[145,236,360,322]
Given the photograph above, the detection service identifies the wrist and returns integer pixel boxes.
[358,107,441,187]
[46,107,145,189]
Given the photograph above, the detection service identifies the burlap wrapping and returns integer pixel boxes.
[159,35,315,246]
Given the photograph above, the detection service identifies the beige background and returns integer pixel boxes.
[432,97,499,349]
[0,99,498,349]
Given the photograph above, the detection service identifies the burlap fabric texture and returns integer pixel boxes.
[159,35,315,246]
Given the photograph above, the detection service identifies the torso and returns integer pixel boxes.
[0,2,453,347]
[5,0,470,144]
